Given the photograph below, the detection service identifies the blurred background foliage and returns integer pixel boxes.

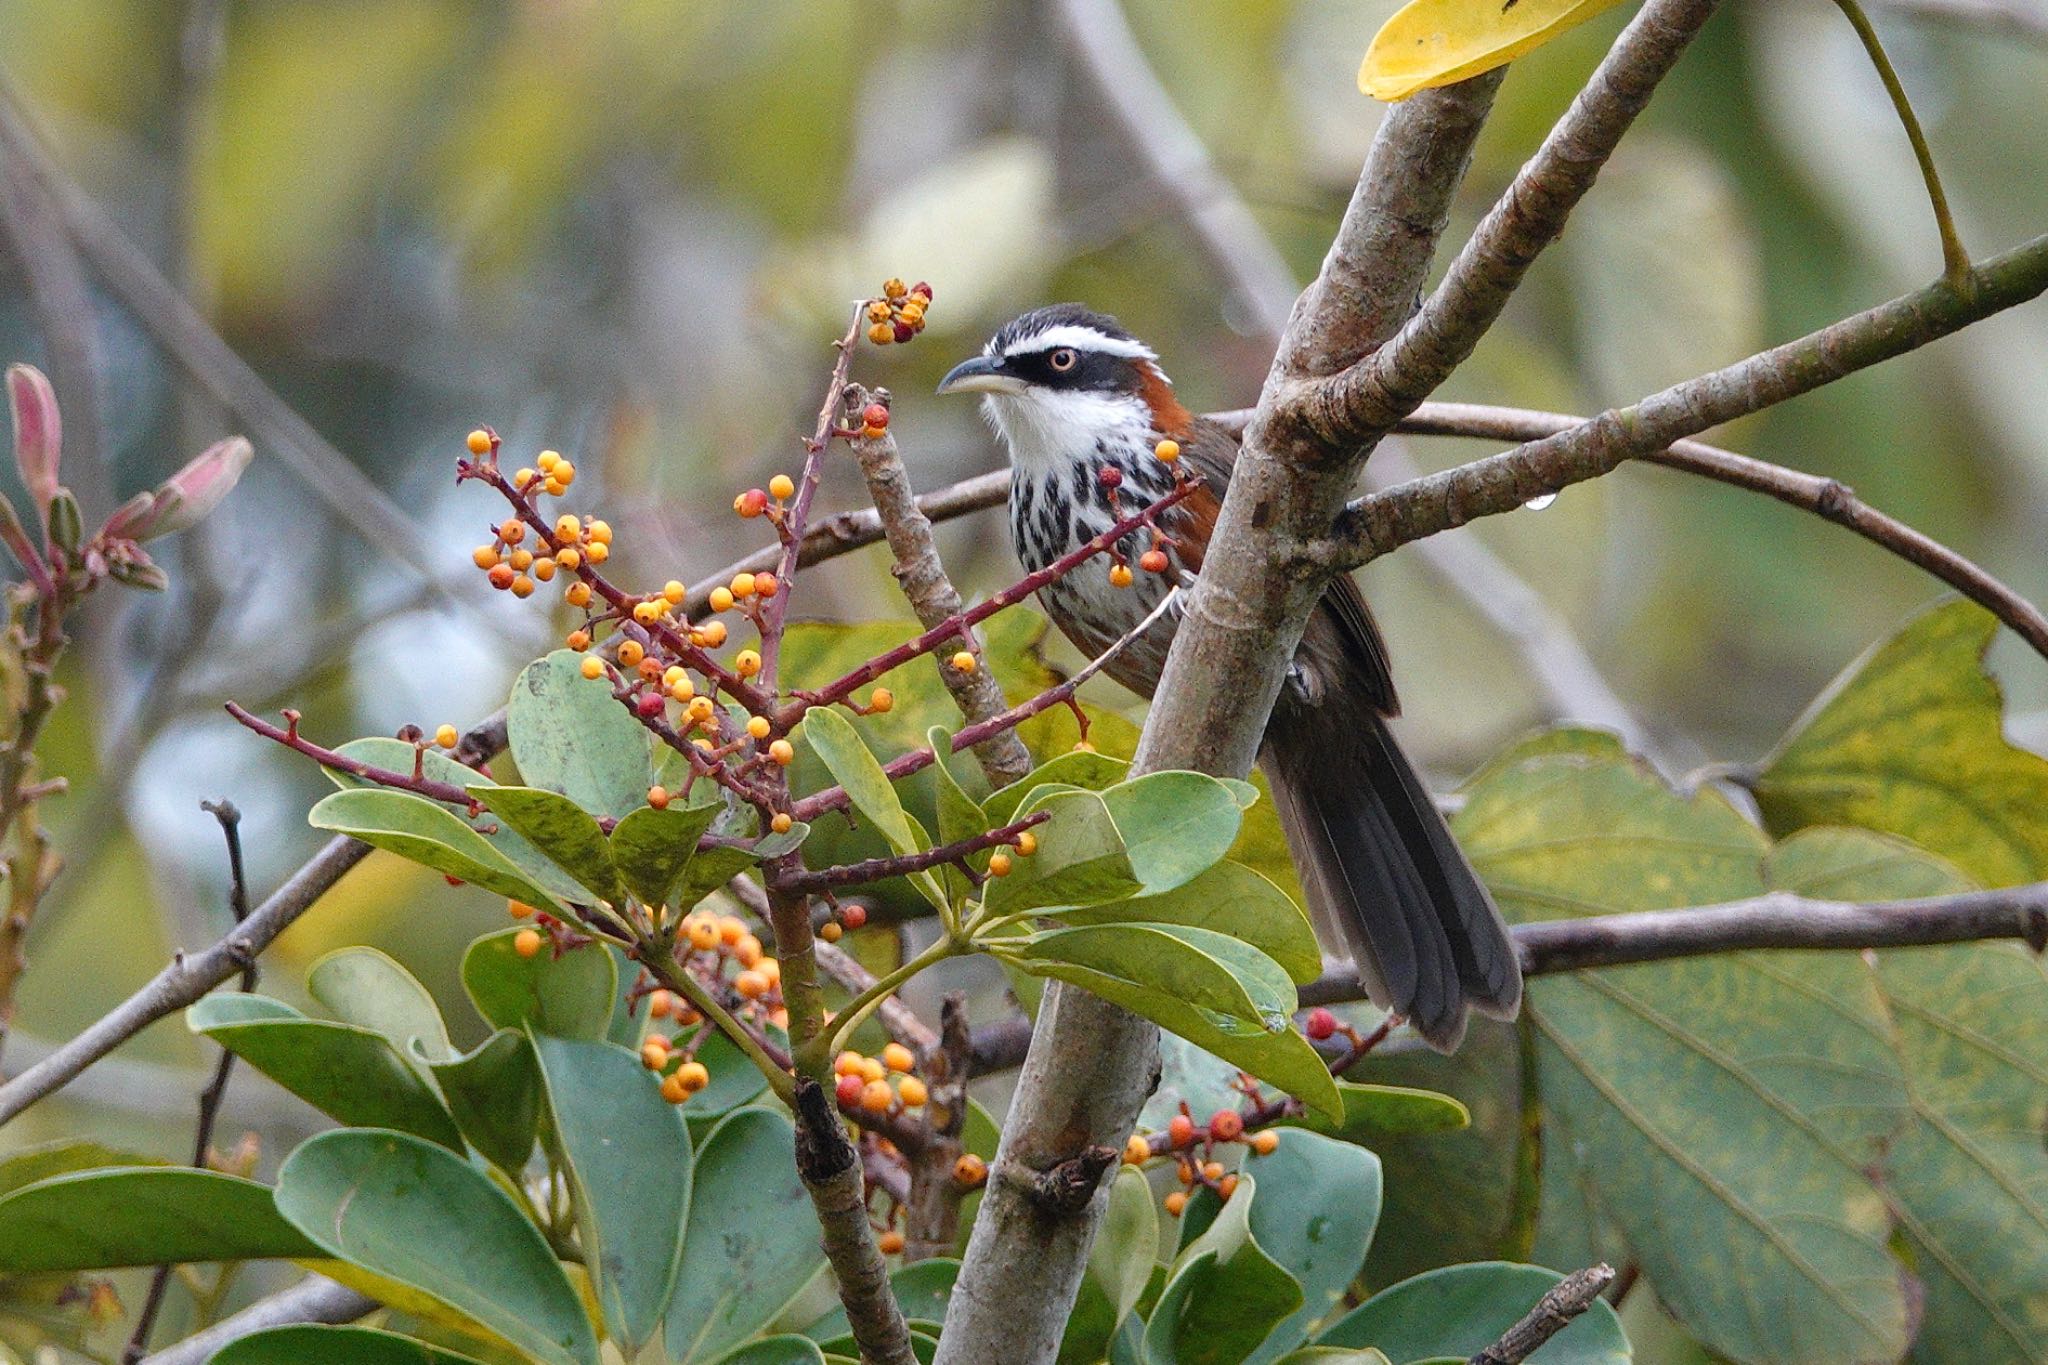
[0,0,2043,1337]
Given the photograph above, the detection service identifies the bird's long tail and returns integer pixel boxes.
[1260,698,1520,1052]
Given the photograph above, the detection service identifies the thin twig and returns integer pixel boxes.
[1471,1264,1617,1365]
[123,800,252,1364]
[1832,0,1973,288]
[134,1275,376,1365]
[775,811,1047,896]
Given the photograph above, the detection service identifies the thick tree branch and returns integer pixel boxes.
[1329,232,2048,568]
[1389,400,2048,662]
[938,72,1510,1365]
[793,1077,919,1365]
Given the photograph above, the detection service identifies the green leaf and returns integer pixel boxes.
[612,798,723,908]
[470,786,621,904]
[1145,1173,1303,1365]
[187,995,463,1149]
[1013,922,1294,1029]
[0,1168,319,1271]
[1457,744,1912,1364]
[1272,1351,1391,1365]
[713,1337,828,1365]
[801,1258,958,1343]
[327,738,590,906]
[665,1109,826,1362]
[1318,1262,1630,1364]
[1754,601,2048,886]
[1277,1082,1470,1143]
[307,946,454,1063]
[463,928,617,1040]
[1240,1131,1383,1362]
[429,1030,542,1174]
[803,706,916,854]
[981,788,1140,917]
[0,1139,163,1198]
[1100,771,1243,895]
[210,1324,489,1364]
[309,788,564,911]
[983,749,1132,827]
[275,1129,598,1365]
[931,724,989,904]
[507,650,656,821]
[529,1034,691,1354]
[1767,827,2048,1363]
[675,1027,772,1127]
[1055,860,1322,986]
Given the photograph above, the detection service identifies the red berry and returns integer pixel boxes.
[1167,1114,1196,1148]
[637,692,665,717]
[734,488,769,518]
[835,1073,865,1107]
[1304,1007,1338,1040]
[840,904,868,930]
[892,320,915,344]
[1140,549,1170,574]
[862,403,890,430]
[1209,1109,1244,1142]
[910,281,933,300]
[1097,465,1123,489]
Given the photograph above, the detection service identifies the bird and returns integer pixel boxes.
[936,303,1520,1051]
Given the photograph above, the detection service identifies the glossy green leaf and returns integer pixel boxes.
[429,1029,541,1174]
[675,845,767,909]
[470,785,621,903]
[1319,1262,1629,1363]
[1055,860,1322,985]
[1754,601,2048,886]
[1241,1131,1383,1362]
[713,1337,829,1365]
[982,749,1132,826]
[1058,1164,1154,1363]
[665,1109,826,1362]
[804,705,916,854]
[981,788,1140,917]
[1013,922,1293,1028]
[0,1168,318,1271]
[187,994,463,1148]
[275,1129,598,1365]
[1146,1173,1303,1365]
[611,797,723,908]
[801,1258,958,1343]
[1767,827,2048,1363]
[463,928,618,1040]
[1100,771,1243,894]
[210,1324,489,1364]
[507,650,656,821]
[0,1139,162,1197]
[1278,1081,1470,1143]
[1272,1352,1391,1365]
[309,787,564,911]
[930,724,988,903]
[674,1026,772,1126]
[530,1033,691,1353]
[1457,744,1911,1364]
[307,946,454,1063]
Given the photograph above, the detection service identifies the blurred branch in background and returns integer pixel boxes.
[1869,0,2048,46]
[1049,0,1653,754]
[135,1275,376,1365]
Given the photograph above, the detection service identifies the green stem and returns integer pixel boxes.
[819,936,961,1063]
[1832,0,1972,290]
[657,957,796,1105]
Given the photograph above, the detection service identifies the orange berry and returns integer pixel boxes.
[898,1076,928,1107]
[882,1042,915,1073]
[648,989,674,1019]
[734,934,764,967]
[567,629,591,651]
[860,1079,894,1113]
[513,928,543,958]
[754,573,778,599]
[698,620,728,648]
[559,548,583,572]
[1209,1109,1244,1143]
[472,545,501,570]
[1016,831,1037,857]
[508,547,534,571]
[686,916,720,952]
[585,541,609,564]
[1154,438,1180,464]
[868,687,894,713]
[687,695,716,724]
[552,462,575,487]
[1124,1134,1152,1165]
[950,651,977,674]
[987,851,1012,877]
[716,916,747,946]
[543,478,566,497]
[883,278,908,300]
[1167,1114,1196,1148]
[660,1071,689,1103]
[1108,563,1133,588]
[861,424,887,441]
[1201,1160,1225,1182]
[758,957,780,987]
[510,575,535,598]
[586,519,612,545]
[859,1056,886,1083]
[1164,1190,1188,1217]
[734,969,769,999]
[769,474,796,500]
[820,921,843,942]
[747,715,772,740]
[708,586,735,613]
[1251,1130,1280,1156]
[466,429,493,455]
[861,403,890,431]
[734,488,769,519]
[498,518,525,544]
[1140,549,1170,574]
[488,563,516,590]
[507,899,535,919]
[638,657,664,682]
[664,580,687,604]
[633,600,662,625]
[954,1154,988,1188]
[513,468,535,489]
[617,640,645,668]
[537,450,562,472]
[565,583,591,610]
[878,1229,905,1255]
[642,1037,671,1070]
[834,1051,867,1077]
[1218,1173,1239,1201]
[676,1060,710,1093]
[730,572,758,599]
[868,322,893,345]
[647,785,670,810]
[1176,1161,1197,1185]
[531,557,556,582]
[768,739,794,766]
[771,812,793,834]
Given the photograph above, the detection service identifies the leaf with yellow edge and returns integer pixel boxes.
[1360,0,1635,102]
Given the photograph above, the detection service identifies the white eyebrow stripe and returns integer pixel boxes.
[1001,324,1158,361]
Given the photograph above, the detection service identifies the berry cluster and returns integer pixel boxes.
[865,279,933,346]
[1123,1102,1283,1217]
[635,912,789,1104]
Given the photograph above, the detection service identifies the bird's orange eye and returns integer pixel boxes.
[1048,347,1078,372]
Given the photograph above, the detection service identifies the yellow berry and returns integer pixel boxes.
[664,664,687,687]
[553,462,575,486]
[581,656,605,680]
[587,519,613,544]
[558,547,583,571]
[1154,438,1180,464]
[687,696,716,723]
[868,687,894,714]
[647,785,670,810]
[950,651,977,674]
[642,1037,671,1069]
[532,557,556,582]
[473,545,500,570]
[1250,1130,1280,1156]
[1124,1134,1152,1165]
[859,1056,886,1083]
[868,323,893,345]
[513,468,535,489]
[511,575,535,598]
[507,899,535,919]
[898,1076,929,1107]
[730,572,757,599]
[708,587,735,613]
[745,715,772,741]
[434,724,458,749]
[867,300,892,323]
[768,739,794,766]
[664,580,687,604]
[585,541,609,564]
[883,278,908,300]
[735,650,762,678]
[860,1079,894,1113]
[554,514,580,543]
[954,1153,988,1188]
[698,620,728,648]
[1109,563,1133,588]
[648,989,674,1018]
[466,429,493,455]
[537,450,561,472]
[617,640,645,668]
[769,474,796,500]
[676,1060,710,1093]
[1016,831,1038,857]
[513,928,543,958]
[686,916,720,952]
[1164,1190,1187,1217]
[835,1051,867,1077]
[498,518,526,544]
[820,921,843,942]
[771,812,793,834]
[987,850,1013,877]
[734,969,769,999]
[508,548,534,572]
[659,1071,689,1103]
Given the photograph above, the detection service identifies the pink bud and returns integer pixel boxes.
[7,365,61,529]
[105,437,254,542]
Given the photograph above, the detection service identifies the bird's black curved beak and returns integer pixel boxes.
[936,354,1026,396]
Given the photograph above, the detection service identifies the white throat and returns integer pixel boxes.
[980,388,1154,476]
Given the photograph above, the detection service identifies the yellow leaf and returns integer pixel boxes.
[1360,0,1636,102]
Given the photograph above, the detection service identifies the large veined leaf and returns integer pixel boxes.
[664,1109,826,1362]
[982,749,1132,827]
[275,1129,598,1365]
[186,995,463,1149]
[0,1168,318,1271]
[306,947,454,1063]
[507,650,656,821]
[309,787,565,911]
[1456,741,1913,1364]
[529,1034,691,1354]
[1319,1262,1630,1363]
[1753,601,2048,887]
[1767,827,2048,1363]
[1359,0,1633,102]
[1145,1173,1304,1365]
[1056,1167,1156,1363]
[469,786,622,904]
[462,927,617,1040]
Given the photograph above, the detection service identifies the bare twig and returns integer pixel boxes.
[1868,0,2048,44]
[135,1275,376,1365]
[1388,400,2048,663]
[846,385,1032,787]
[792,1077,918,1365]
[1471,1264,1617,1365]
[123,800,253,1364]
